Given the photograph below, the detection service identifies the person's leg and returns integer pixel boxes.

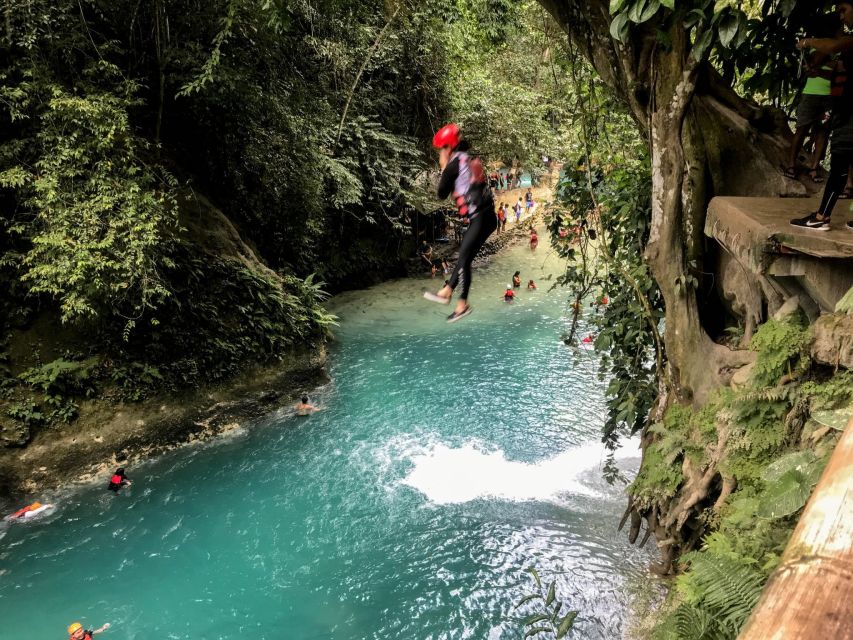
[817,151,853,217]
[786,127,808,175]
[810,126,830,177]
[447,214,496,312]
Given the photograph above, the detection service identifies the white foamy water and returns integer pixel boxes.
[401,438,641,504]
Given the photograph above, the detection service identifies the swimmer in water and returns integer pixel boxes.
[107,468,131,493]
[503,285,516,302]
[7,501,53,520]
[68,621,110,640]
[295,395,321,416]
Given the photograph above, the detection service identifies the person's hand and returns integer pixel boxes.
[439,147,451,170]
[796,38,811,50]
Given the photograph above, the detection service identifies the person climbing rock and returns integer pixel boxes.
[107,468,131,493]
[67,622,110,640]
[423,124,497,322]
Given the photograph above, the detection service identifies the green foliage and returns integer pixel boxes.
[644,316,846,638]
[7,399,44,427]
[629,443,684,509]
[675,550,763,637]
[2,86,179,323]
[18,358,97,398]
[748,316,811,387]
[514,568,578,639]
[444,0,580,170]
[0,0,445,406]
[552,156,664,448]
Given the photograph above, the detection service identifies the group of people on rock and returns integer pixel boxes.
[790,2,853,231]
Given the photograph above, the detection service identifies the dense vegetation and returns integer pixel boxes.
[539,0,853,636]
[0,0,456,435]
[2,0,851,636]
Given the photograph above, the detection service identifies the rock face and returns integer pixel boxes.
[0,416,30,448]
[812,314,853,370]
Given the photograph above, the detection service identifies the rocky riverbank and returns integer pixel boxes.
[0,346,327,506]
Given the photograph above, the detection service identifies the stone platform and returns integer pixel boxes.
[706,197,853,316]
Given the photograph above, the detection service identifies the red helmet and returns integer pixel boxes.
[432,123,460,149]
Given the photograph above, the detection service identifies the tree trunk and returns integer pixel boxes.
[538,0,804,570]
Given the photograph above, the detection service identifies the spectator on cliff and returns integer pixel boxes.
[792,1,853,231]
[525,188,534,213]
[785,14,842,182]
[500,203,509,231]
[496,202,506,233]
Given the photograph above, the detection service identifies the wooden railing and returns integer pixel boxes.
[738,417,853,639]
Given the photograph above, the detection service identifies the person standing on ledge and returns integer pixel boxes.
[423,124,497,322]
[791,1,853,232]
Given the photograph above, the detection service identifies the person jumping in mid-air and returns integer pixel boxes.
[423,124,497,322]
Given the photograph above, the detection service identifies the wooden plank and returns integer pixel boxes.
[738,417,853,640]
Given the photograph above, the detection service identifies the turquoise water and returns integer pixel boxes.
[0,236,651,639]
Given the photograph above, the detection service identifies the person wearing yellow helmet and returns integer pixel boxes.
[67,621,110,639]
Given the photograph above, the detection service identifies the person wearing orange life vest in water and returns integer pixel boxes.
[107,467,131,493]
[503,285,516,302]
[8,501,53,519]
[67,621,110,640]
[423,124,497,322]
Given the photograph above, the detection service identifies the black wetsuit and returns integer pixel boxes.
[437,151,496,301]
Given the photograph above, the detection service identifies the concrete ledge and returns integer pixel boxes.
[706,197,853,273]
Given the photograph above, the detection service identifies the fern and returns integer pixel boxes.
[748,317,810,387]
[673,603,727,640]
[680,551,763,635]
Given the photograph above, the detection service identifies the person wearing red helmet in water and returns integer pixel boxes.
[423,123,497,322]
